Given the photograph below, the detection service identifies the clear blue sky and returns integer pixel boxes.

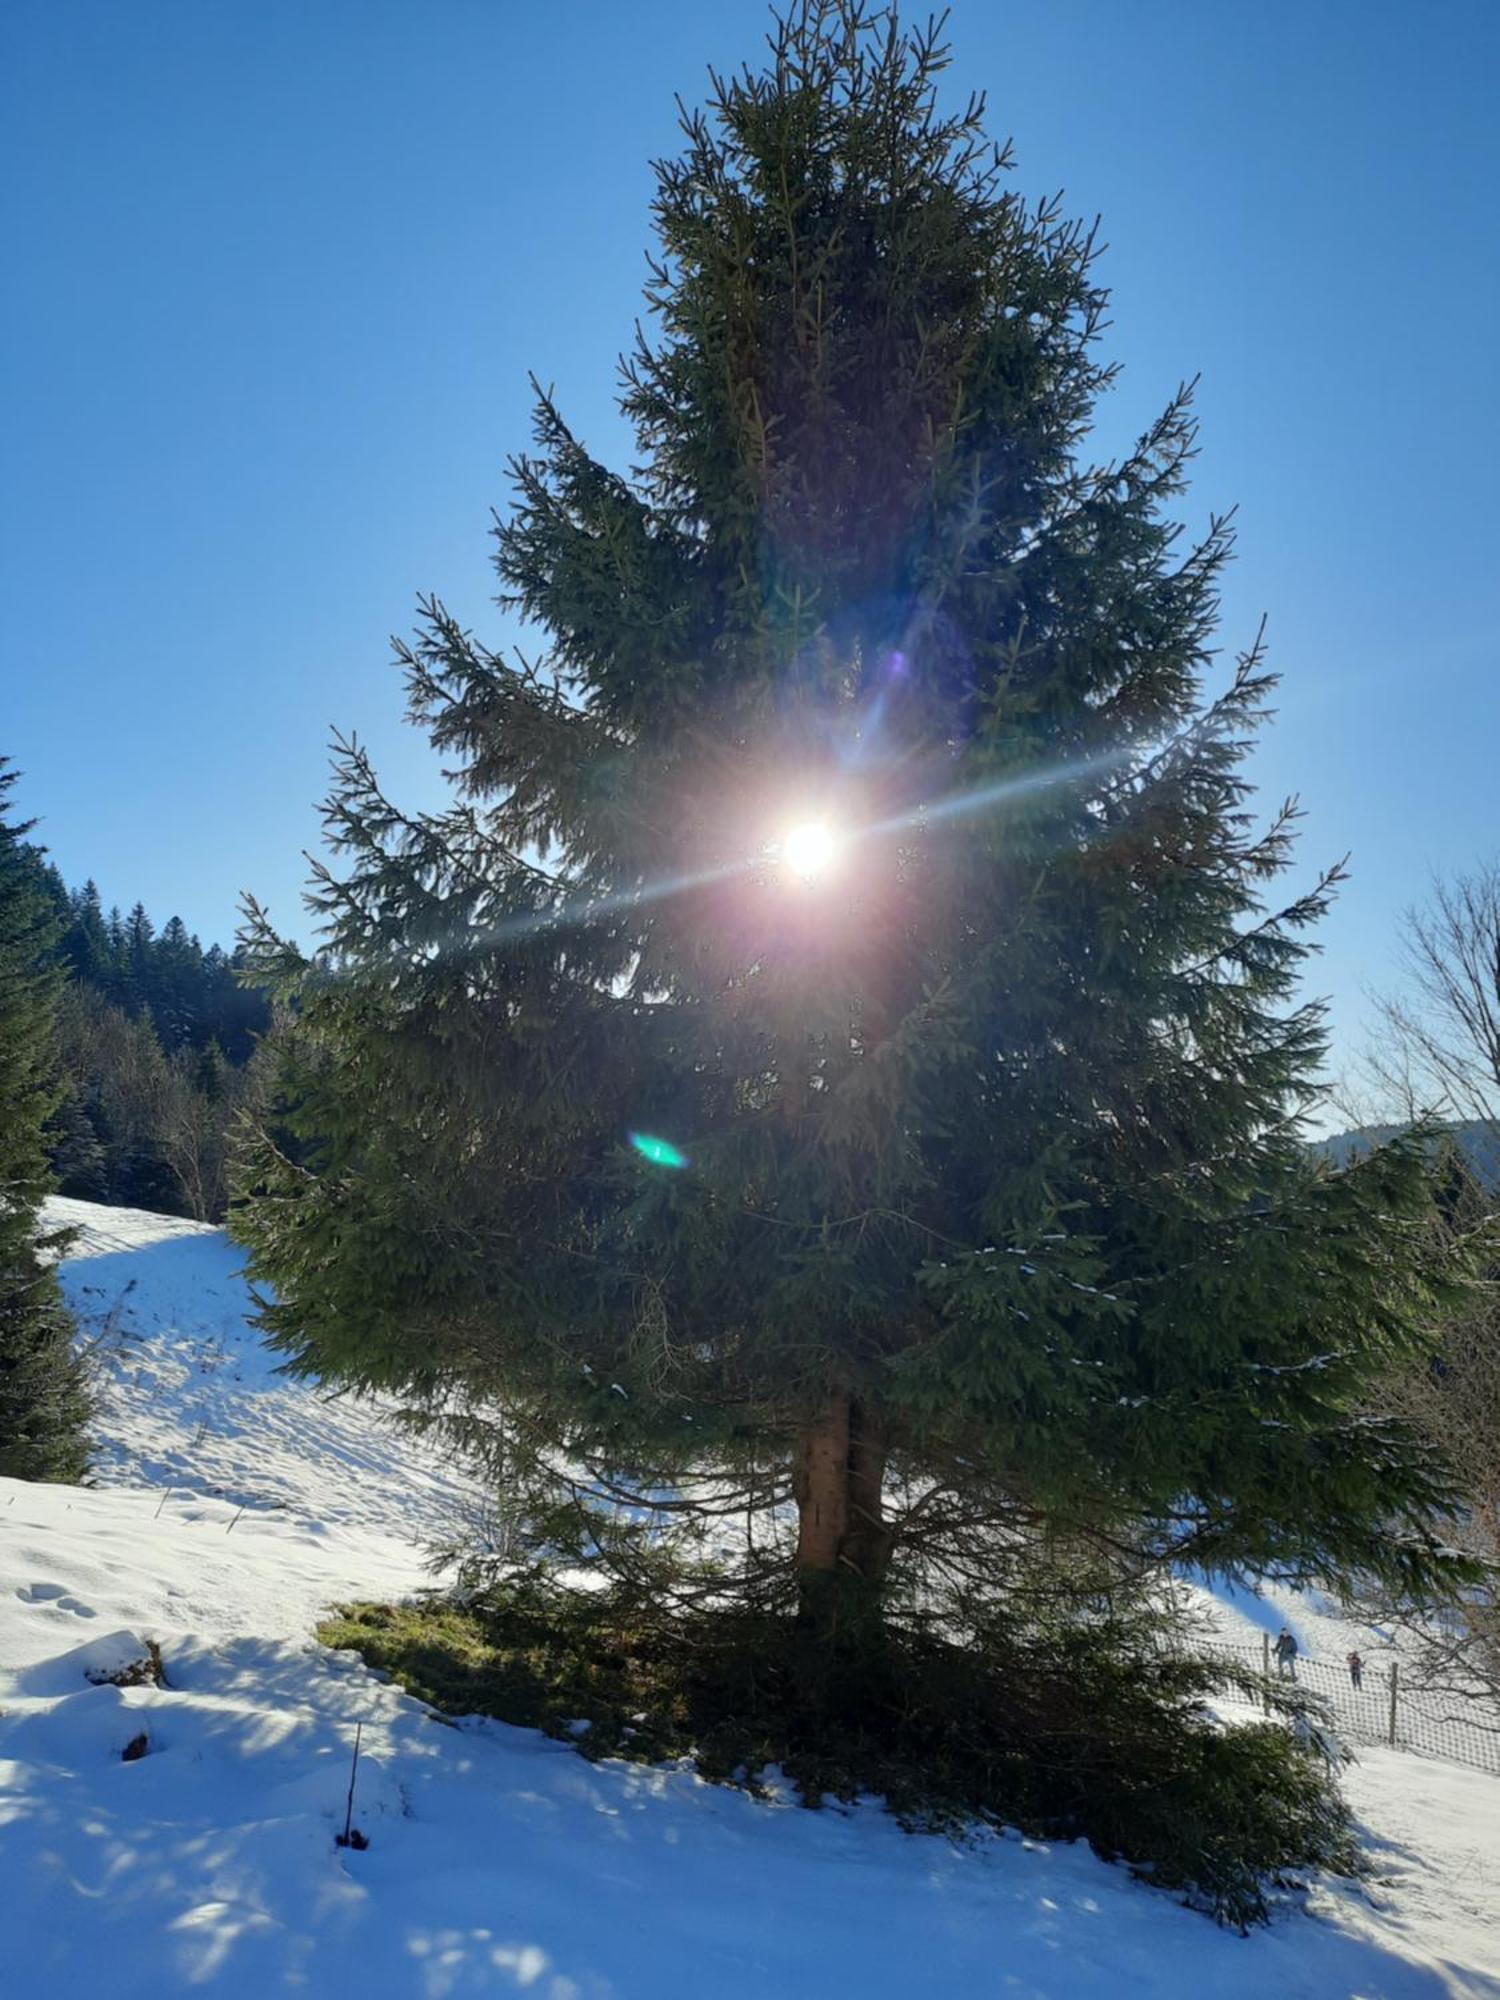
[4,0,1497,1086]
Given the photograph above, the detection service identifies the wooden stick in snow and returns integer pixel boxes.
[337,1723,366,1849]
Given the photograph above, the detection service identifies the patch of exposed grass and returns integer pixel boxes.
[317,1592,692,1765]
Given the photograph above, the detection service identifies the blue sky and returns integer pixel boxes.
[4,0,1497,1089]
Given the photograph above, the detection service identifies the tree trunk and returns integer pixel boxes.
[843,1398,893,1584]
[793,1391,892,1644]
[794,1390,850,1578]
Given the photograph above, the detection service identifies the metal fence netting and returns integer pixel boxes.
[1196,1639,1500,1777]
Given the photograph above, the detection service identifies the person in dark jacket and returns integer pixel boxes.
[1274,1626,1299,1680]
[1347,1650,1364,1690]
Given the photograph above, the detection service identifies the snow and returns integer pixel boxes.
[1,1199,1498,1996]
[50,1196,482,1540]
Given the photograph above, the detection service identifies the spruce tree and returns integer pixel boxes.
[0,761,90,1482]
[235,5,1473,1651]
[123,903,155,1015]
[64,881,112,989]
[104,905,127,998]
[153,914,202,1048]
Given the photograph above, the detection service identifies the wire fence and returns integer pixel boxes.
[1200,1638,1500,1777]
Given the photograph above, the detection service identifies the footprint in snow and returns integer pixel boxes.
[16,1583,97,1617]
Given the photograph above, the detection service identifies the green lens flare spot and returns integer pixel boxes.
[629,1131,689,1169]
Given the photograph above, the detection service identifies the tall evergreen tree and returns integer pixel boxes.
[65,880,112,991]
[235,5,1474,1651]
[123,902,155,1015]
[104,904,127,987]
[153,914,203,1048]
[0,761,89,1482]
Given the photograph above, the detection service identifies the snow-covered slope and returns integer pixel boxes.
[2,1200,1497,1997]
[52,1195,482,1539]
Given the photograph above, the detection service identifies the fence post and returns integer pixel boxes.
[1387,1660,1399,1747]
[1261,1632,1271,1713]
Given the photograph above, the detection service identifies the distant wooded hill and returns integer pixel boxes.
[1314,1122,1500,1189]
[28,859,273,1221]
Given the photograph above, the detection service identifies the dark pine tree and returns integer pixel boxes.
[104,905,127,994]
[0,761,90,1482]
[153,914,203,1048]
[65,880,113,991]
[234,7,1475,1659]
[123,902,155,1017]
[214,945,272,1063]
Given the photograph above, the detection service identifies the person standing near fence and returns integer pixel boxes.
[1274,1626,1299,1680]
[1347,1650,1364,1690]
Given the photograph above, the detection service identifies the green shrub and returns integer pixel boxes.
[320,1585,1357,1928]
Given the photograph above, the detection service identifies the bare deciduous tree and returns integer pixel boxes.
[1374,861,1500,1133]
[1356,863,1500,1706]
[1378,1341,1500,1707]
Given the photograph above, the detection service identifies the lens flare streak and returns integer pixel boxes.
[418,745,1129,960]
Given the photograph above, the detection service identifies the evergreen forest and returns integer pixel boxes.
[28,855,270,1220]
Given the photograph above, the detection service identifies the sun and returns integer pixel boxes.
[779,819,844,885]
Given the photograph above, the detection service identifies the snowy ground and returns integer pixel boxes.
[51,1196,484,1540]
[1,1200,1497,1997]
